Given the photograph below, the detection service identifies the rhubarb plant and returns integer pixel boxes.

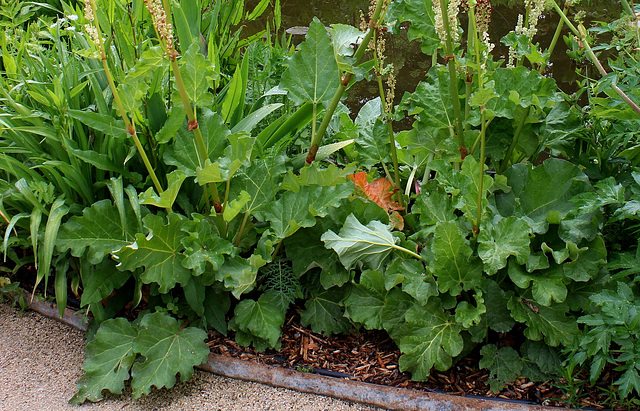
[2,0,640,406]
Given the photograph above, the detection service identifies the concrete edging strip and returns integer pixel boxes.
[24,295,568,411]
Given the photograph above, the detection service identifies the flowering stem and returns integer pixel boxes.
[87,0,164,199]
[500,3,569,174]
[469,4,486,231]
[373,34,403,209]
[551,0,640,117]
[439,0,465,150]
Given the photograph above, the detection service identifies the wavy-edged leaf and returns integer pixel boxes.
[384,257,437,302]
[388,0,439,55]
[479,344,523,392]
[216,254,263,298]
[496,159,593,234]
[508,297,580,347]
[397,300,464,380]
[508,261,567,306]
[355,118,392,168]
[281,163,356,191]
[229,156,286,220]
[344,270,387,329]
[231,290,286,348]
[279,17,340,106]
[483,67,559,119]
[264,185,351,239]
[322,214,398,271]
[71,318,137,404]
[397,68,459,160]
[455,291,486,329]
[164,109,229,176]
[285,223,350,289]
[139,171,186,210]
[180,42,217,107]
[301,287,351,335]
[131,311,209,398]
[431,221,482,295]
[114,213,189,293]
[478,217,531,275]
[181,214,235,276]
[57,199,139,264]
[196,134,255,184]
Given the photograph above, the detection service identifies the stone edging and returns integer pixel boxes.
[24,294,570,411]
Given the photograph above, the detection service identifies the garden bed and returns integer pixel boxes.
[19,288,617,410]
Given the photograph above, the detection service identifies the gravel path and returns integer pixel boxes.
[0,303,381,411]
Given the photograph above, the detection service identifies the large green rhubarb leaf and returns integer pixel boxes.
[330,24,365,72]
[196,134,255,184]
[397,68,459,160]
[344,270,387,329]
[264,185,351,239]
[355,118,392,168]
[508,297,580,347]
[280,17,339,106]
[179,42,218,107]
[479,344,523,392]
[322,214,399,271]
[483,67,559,120]
[508,261,567,306]
[139,170,186,210]
[229,157,286,221]
[388,0,439,55]
[398,300,464,380]
[57,199,139,264]
[131,311,209,398]
[216,254,264,298]
[164,109,229,176]
[231,290,286,348]
[80,259,131,307]
[285,223,351,289]
[71,318,137,404]
[384,258,437,303]
[478,217,531,275]
[431,221,482,295]
[496,159,593,234]
[114,214,190,293]
[301,287,351,335]
[181,214,235,276]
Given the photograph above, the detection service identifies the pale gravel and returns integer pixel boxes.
[0,303,382,411]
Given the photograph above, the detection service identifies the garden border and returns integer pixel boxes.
[23,293,571,411]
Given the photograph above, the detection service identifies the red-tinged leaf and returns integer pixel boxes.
[348,172,405,214]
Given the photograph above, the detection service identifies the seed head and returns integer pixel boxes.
[84,0,94,22]
[144,0,176,55]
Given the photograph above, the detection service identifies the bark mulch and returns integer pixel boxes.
[206,311,635,411]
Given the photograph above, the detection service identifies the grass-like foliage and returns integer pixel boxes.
[1,0,640,407]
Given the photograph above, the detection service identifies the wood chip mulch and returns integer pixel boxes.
[205,311,631,410]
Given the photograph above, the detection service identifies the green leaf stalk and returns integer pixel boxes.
[306,0,388,164]
[550,0,640,117]
[439,0,465,151]
[86,0,165,200]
